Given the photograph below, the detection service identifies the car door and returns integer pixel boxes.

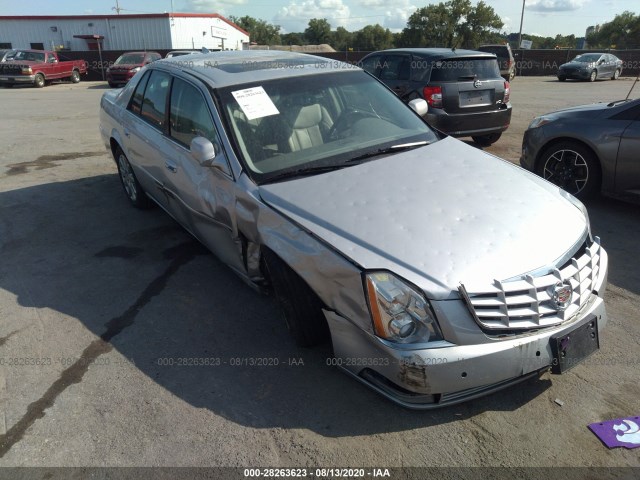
[161,76,245,273]
[376,54,412,99]
[120,69,172,209]
[613,104,640,195]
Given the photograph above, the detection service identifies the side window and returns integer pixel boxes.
[169,77,217,148]
[140,70,171,130]
[128,70,151,115]
[360,55,382,76]
[379,55,410,81]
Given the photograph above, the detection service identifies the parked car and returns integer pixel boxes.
[361,48,511,146]
[0,49,87,88]
[106,51,161,87]
[100,51,607,409]
[557,53,623,82]
[477,44,515,81]
[521,97,640,201]
[0,49,16,62]
[165,50,200,58]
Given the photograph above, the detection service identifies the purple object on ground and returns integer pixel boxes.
[588,416,640,449]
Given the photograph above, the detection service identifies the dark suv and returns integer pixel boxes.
[361,48,511,146]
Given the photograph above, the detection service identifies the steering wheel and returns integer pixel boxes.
[328,108,375,140]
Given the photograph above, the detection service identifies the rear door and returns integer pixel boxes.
[614,104,640,195]
[429,57,505,115]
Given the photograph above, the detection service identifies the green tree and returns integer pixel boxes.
[305,18,332,44]
[228,15,281,45]
[587,11,640,49]
[332,26,353,51]
[281,32,305,46]
[398,0,503,49]
[353,24,395,51]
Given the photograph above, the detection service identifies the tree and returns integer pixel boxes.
[332,26,353,51]
[228,15,281,45]
[398,0,503,49]
[353,25,395,51]
[305,18,332,45]
[281,32,305,46]
[587,11,640,49]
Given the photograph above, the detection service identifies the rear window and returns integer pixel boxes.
[429,58,500,82]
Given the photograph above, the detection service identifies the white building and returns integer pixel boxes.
[0,13,250,52]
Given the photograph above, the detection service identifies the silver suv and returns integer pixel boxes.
[100,51,607,408]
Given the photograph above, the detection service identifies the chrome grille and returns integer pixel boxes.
[460,237,602,330]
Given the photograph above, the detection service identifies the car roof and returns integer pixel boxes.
[157,50,354,88]
[366,48,496,60]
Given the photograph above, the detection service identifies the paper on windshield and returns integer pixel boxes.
[231,86,280,120]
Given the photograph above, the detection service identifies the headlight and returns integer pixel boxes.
[21,66,32,74]
[131,66,141,73]
[528,115,556,129]
[365,271,444,345]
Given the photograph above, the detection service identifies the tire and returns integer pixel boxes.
[536,141,601,200]
[612,69,620,80]
[589,70,597,82]
[115,147,153,209]
[472,132,502,146]
[1,84,12,88]
[558,76,566,82]
[261,249,330,347]
[108,82,118,88]
[70,70,81,83]
[34,73,45,88]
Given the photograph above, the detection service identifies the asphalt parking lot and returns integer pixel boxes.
[0,75,639,477]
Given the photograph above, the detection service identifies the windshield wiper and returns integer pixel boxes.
[262,164,351,184]
[346,141,429,163]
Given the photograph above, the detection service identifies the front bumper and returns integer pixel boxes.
[519,125,547,171]
[425,103,512,137]
[106,71,135,84]
[558,69,591,80]
[325,250,608,409]
[0,74,36,84]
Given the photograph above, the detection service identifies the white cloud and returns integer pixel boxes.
[526,0,587,12]
[181,0,247,13]
[274,0,352,33]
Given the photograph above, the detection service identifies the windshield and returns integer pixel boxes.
[573,54,601,63]
[115,53,145,65]
[215,70,438,184]
[13,51,45,62]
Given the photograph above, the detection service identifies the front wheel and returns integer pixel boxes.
[472,132,502,146]
[34,74,45,88]
[558,76,566,82]
[261,250,330,347]
[536,141,601,200]
[612,69,620,80]
[115,147,152,209]
[589,70,597,82]
[70,70,81,83]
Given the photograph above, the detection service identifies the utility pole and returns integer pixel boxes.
[517,0,525,48]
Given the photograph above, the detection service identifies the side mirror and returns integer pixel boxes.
[190,136,228,172]
[408,98,428,117]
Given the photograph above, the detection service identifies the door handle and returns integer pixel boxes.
[165,162,178,173]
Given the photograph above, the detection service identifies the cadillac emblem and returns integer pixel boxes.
[550,281,573,311]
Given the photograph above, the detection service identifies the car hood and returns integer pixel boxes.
[542,101,614,119]
[560,61,595,69]
[110,64,142,69]
[259,137,588,300]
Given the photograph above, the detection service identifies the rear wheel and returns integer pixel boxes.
[612,69,620,80]
[472,132,502,146]
[536,141,601,200]
[115,147,152,209]
[558,76,566,82]
[70,70,81,83]
[34,74,45,88]
[589,70,597,82]
[262,249,330,347]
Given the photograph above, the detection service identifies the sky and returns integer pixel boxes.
[0,0,637,38]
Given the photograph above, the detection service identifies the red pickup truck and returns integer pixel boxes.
[0,50,87,88]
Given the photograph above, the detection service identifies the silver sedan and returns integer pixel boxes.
[100,51,608,408]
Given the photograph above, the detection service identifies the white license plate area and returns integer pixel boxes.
[459,90,491,107]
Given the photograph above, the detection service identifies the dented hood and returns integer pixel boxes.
[259,137,588,299]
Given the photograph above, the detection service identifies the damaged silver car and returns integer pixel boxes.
[99,51,608,409]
